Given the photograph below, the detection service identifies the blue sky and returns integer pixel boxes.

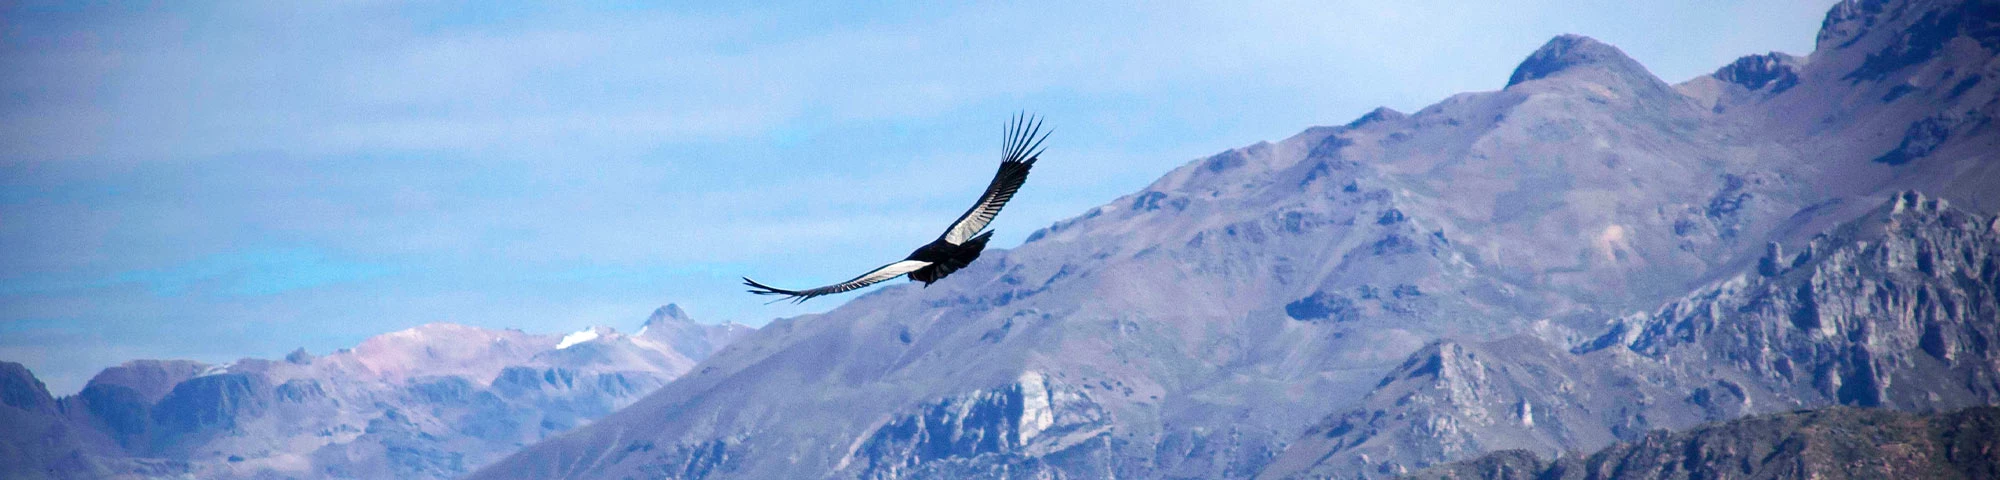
[1,1,1835,394]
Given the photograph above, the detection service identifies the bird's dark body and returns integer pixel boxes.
[906,231,993,285]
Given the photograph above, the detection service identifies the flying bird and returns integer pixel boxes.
[744,114,1050,303]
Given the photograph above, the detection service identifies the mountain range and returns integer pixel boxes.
[464,0,2000,478]
[0,305,751,479]
[6,0,1998,478]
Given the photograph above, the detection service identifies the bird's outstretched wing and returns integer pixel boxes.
[941,113,1049,245]
[743,260,933,303]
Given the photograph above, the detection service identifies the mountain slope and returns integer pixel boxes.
[473,1,2000,479]
[1404,406,2000,480]
[1262,192,2000,478]
[0,304,750,480]
[473,36,1749,480]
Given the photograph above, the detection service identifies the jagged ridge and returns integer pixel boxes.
[1263,192,2000,479]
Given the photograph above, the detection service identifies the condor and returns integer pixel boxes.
[744,114,1050,303]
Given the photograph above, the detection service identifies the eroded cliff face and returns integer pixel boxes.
[1260,337,1685,479]
[1406,406,2000,480]
[1265,193,2000,479]
[842,371,1113,480]
[1613,191,2000,411]
[551,372,1114,480]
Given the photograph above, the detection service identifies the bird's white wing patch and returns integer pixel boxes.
[942,115,1045,244]
[744,259,934,303]
[848,260,932,287]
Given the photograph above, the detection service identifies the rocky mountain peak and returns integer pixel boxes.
[1505,34,1656,87]
[0,361,55,413]
[1816,0,1895,50]
[283,348,314,365]
[83,359,210,404]
[1346,106,1407,128]
[634,304,753,361]
[1837,0,2000,84]
[643,303,694,328]
[1714,51,1803,92]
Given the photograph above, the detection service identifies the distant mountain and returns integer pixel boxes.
[0,304,751,480]
[1403,405,2000,480]
[469,1,2000,479]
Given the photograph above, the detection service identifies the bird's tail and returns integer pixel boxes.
[963,230,996,251]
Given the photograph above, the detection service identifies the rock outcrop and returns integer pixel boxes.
[1405,406,2000,480]
[845,372,1113,479]
[1264,193,2000,478]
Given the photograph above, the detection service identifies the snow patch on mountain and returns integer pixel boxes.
[556,327,603,350]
